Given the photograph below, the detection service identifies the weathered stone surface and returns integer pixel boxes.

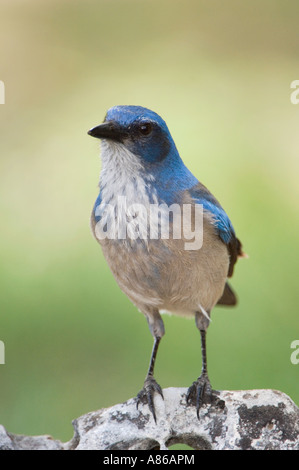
[0,425,63,450]
[1,389,298,450]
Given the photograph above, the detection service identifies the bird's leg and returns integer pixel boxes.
[136,312,164,422]
[147,335,162,377]
[186,312,225,418]
[136,336,164,421]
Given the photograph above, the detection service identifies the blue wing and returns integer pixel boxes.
[93,192,102,223]
[188,182,235,244]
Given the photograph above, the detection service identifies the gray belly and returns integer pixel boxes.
[91,214,229,317]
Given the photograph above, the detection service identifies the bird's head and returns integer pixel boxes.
[88,105,175,165]
[88,106,198,203]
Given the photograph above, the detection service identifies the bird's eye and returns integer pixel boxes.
[138,122,153,136]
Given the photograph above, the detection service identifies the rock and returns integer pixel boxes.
[0,425,63,450]
[1,389,298,450]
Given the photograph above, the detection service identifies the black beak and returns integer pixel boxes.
[87,121,126,142]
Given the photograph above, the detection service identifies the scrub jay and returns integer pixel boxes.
[88,105,244,421]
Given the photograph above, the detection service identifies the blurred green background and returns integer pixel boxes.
[0,0,298,443]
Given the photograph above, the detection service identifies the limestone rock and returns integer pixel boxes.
[1,389,298,450]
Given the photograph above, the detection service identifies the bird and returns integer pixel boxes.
[88,105,245,421]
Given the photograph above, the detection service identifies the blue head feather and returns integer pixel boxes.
[106,105,174,164]
[105,106,198,203]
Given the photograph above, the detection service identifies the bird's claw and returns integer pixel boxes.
[136,375,164,422]
[186,374,225,418]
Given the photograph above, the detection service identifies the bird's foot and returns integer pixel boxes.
[186,373,225,418]
[136,374,164,422]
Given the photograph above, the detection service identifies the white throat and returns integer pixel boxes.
[96,141,160,243]
[99,140,157,206]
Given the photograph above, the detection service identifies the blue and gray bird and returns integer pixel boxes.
[88,105,244,420]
